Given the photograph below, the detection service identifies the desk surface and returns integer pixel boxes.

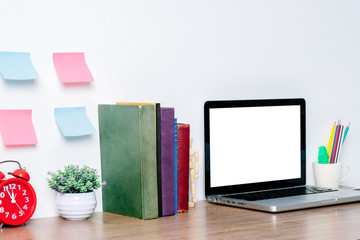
[2,201,360,239]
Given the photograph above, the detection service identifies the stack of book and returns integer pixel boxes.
[98,103,190,219]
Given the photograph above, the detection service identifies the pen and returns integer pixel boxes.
[335,125,344,163]
[331,120,341,164]
[336,122,350,163]
[343,122,351,143]
[327,122,336,163]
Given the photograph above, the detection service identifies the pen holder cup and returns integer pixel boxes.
[312,162,351,189]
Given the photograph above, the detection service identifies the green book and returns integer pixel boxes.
[98,104,158,219]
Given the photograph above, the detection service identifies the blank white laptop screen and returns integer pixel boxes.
[209,105,301,188]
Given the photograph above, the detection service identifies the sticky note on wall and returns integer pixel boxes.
[0,52,39,80]
[54,107,96,137]
[0,110,38,146]
[53,52,94,83]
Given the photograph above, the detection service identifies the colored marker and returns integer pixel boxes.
[318,146,329,164]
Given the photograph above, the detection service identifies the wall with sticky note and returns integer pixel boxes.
[1,0,360,219]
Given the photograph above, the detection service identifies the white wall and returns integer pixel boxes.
[0,0,360,219]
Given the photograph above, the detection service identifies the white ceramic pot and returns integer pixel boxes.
[56,191,97,220]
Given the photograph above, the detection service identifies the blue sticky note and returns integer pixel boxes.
[54,107,96,137]
[0,52,39,80]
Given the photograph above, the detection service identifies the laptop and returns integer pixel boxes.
[204,98,360,212]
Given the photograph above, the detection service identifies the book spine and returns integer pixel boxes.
[177,123,190,213]
[139,105,159,219]
[156,103,162,217]
[160,108,175,216]
[174,118,178,213]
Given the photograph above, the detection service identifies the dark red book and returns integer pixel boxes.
[177,123,190,213]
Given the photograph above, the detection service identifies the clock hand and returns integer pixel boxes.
[7,191,24,213]
[11,188,15,200]
[6,187,15,203]
[14,201,24,214]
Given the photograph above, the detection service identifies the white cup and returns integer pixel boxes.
[313,162,351,189]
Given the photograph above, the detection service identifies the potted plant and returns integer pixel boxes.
[46,164,106,220]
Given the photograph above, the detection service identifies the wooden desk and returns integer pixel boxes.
[2,201,360,239]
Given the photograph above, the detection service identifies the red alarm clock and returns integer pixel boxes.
[0,160,37,228]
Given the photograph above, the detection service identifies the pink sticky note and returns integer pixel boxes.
[53,52,94,83]
[0,110,38,146]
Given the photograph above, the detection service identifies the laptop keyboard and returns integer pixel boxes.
[226,186,337,201]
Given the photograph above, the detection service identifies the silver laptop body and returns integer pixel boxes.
[204,98,360,213]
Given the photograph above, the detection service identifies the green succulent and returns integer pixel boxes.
[46,165,106,193]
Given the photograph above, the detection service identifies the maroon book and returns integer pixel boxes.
[177,123,190,213]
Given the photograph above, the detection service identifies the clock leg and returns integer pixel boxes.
[0,223,3,229]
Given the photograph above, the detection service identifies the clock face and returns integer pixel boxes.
[0,178,37,226]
